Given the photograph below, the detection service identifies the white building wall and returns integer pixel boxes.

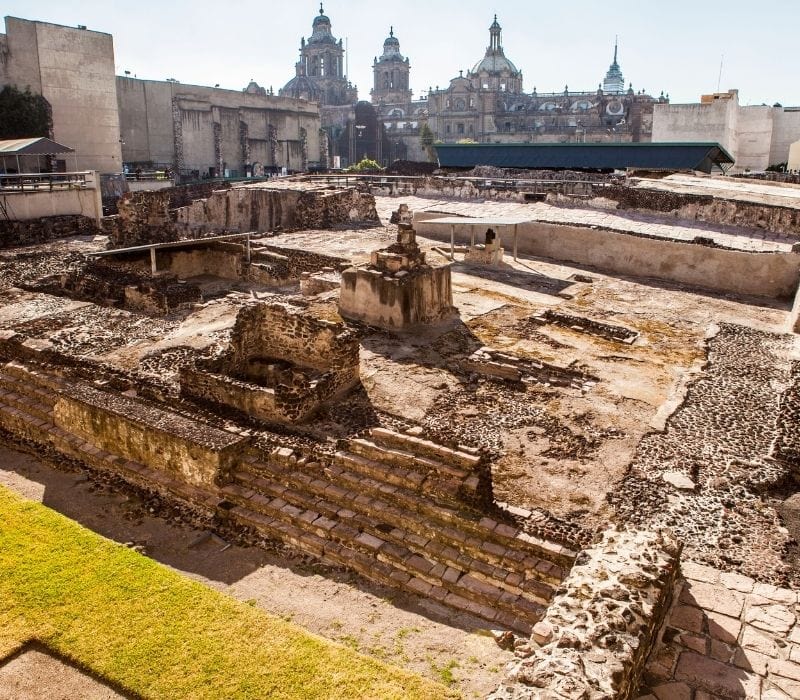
[1,17,123,173]
[770,109,800,166]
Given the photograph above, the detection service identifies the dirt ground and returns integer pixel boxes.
[0,444,512,698]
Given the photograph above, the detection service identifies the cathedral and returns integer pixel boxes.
[281,7,668,167]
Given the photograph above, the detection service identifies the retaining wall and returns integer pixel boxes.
[414,214,800,300]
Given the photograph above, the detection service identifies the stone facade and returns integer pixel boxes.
[118,76,323,175]
[338,222,456,330]
[0,215,100,249]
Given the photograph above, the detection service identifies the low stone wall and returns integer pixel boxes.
[53,384,248,488]
[102,189,178,248]
[490,529,681,700]
[602,184,800,238]
[181,299,360,423]
[1,186,103,224]
[414,216,800,300]
[0,215,100,249]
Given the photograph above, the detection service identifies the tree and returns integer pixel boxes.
[0,85,53,139]
[419,122,436,163]
[345,157,383,173]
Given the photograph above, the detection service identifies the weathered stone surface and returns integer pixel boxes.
[662,471,695,491]
[674,651,761,698]
[681,581,744,618]
[490,528,681,700]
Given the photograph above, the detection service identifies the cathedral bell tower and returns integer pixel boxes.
[371,27,412,106]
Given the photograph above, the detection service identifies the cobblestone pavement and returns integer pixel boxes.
[611,324,796,586]
[634,174,800,210]
[639,561,800,700]
[374,196,798,252]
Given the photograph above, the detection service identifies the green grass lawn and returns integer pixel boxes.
[0,485,458,699]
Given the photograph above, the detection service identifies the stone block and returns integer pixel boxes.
[706,612,742,644]
[671,605,705,634]
[744,604,795,635]
[680,581,744,618]
[652,682,692,700]
[732,646,769,676]
[674,651,762,698]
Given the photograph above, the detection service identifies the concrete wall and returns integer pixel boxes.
[789,141,800,172]
[652,98,738,156]
[117,77,322,174]
[653,92,800,172]
[772,110,800,166]
[414,214,800,300]
[1,177,102,223]
[1,17,122,173]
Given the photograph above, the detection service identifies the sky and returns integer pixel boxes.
[3,0,798,106]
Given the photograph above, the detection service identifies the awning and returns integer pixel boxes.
[0,137,75,156]
[434,142,735,174]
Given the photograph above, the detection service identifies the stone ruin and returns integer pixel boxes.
[181,298,360,424]
[465,226,505,266]
[338,220,456,330]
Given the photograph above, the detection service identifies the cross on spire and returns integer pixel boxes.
[319,3,324,14]
[390,26,393,37]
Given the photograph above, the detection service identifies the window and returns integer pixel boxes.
[457,123,465,134]
[446,124,451,134]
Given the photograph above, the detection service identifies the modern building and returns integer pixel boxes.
[652,90,800,173]
[0,16,122,173]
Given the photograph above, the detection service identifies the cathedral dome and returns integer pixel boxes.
[309,3,337,44]
[472,53,519,75]
[280,74,322,102]
[471,15,519,76]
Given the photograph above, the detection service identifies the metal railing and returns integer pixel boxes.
[0,171,94,192]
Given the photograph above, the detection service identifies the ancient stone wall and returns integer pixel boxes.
[52,383,249,488]
[491,529,681,700]
[601,185,800,238]
[102,189,178,248]
[414,216,800,300]
[181,299,360,424]
[0,215,100,249]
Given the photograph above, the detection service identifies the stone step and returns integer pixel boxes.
[227,503,532,634]
[0,392,220,513]
[0,362,66,395]
[0,368,60,409]
[0,385,55,425]
[368,427,482,471]
[241,454,572,575]
[349,437,471,481]
[334,450,466,508]
[228,469,556,606]
[235,460,565,589]
[221,480,543,632]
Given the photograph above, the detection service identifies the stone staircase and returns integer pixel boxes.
[0,360,578,635]
[221,428,576,634]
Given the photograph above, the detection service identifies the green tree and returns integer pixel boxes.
[0,85,53,139]
[345,157,383,173]
[419,122,436,162]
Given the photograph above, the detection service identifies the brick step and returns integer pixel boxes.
[348,437,471,481]
[227,470,555,606]
[368,427,482,471]
[228,503,534,634]
[334,450,466,508]
[0,369,59,408]
[236,459,565,588]
[241,455,572,575]
[325,458,574,571]
[221,481,544,632]
[0,385,55,425]
[1,362,66,395]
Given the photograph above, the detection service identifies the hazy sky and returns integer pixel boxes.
[3,1,797,106]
